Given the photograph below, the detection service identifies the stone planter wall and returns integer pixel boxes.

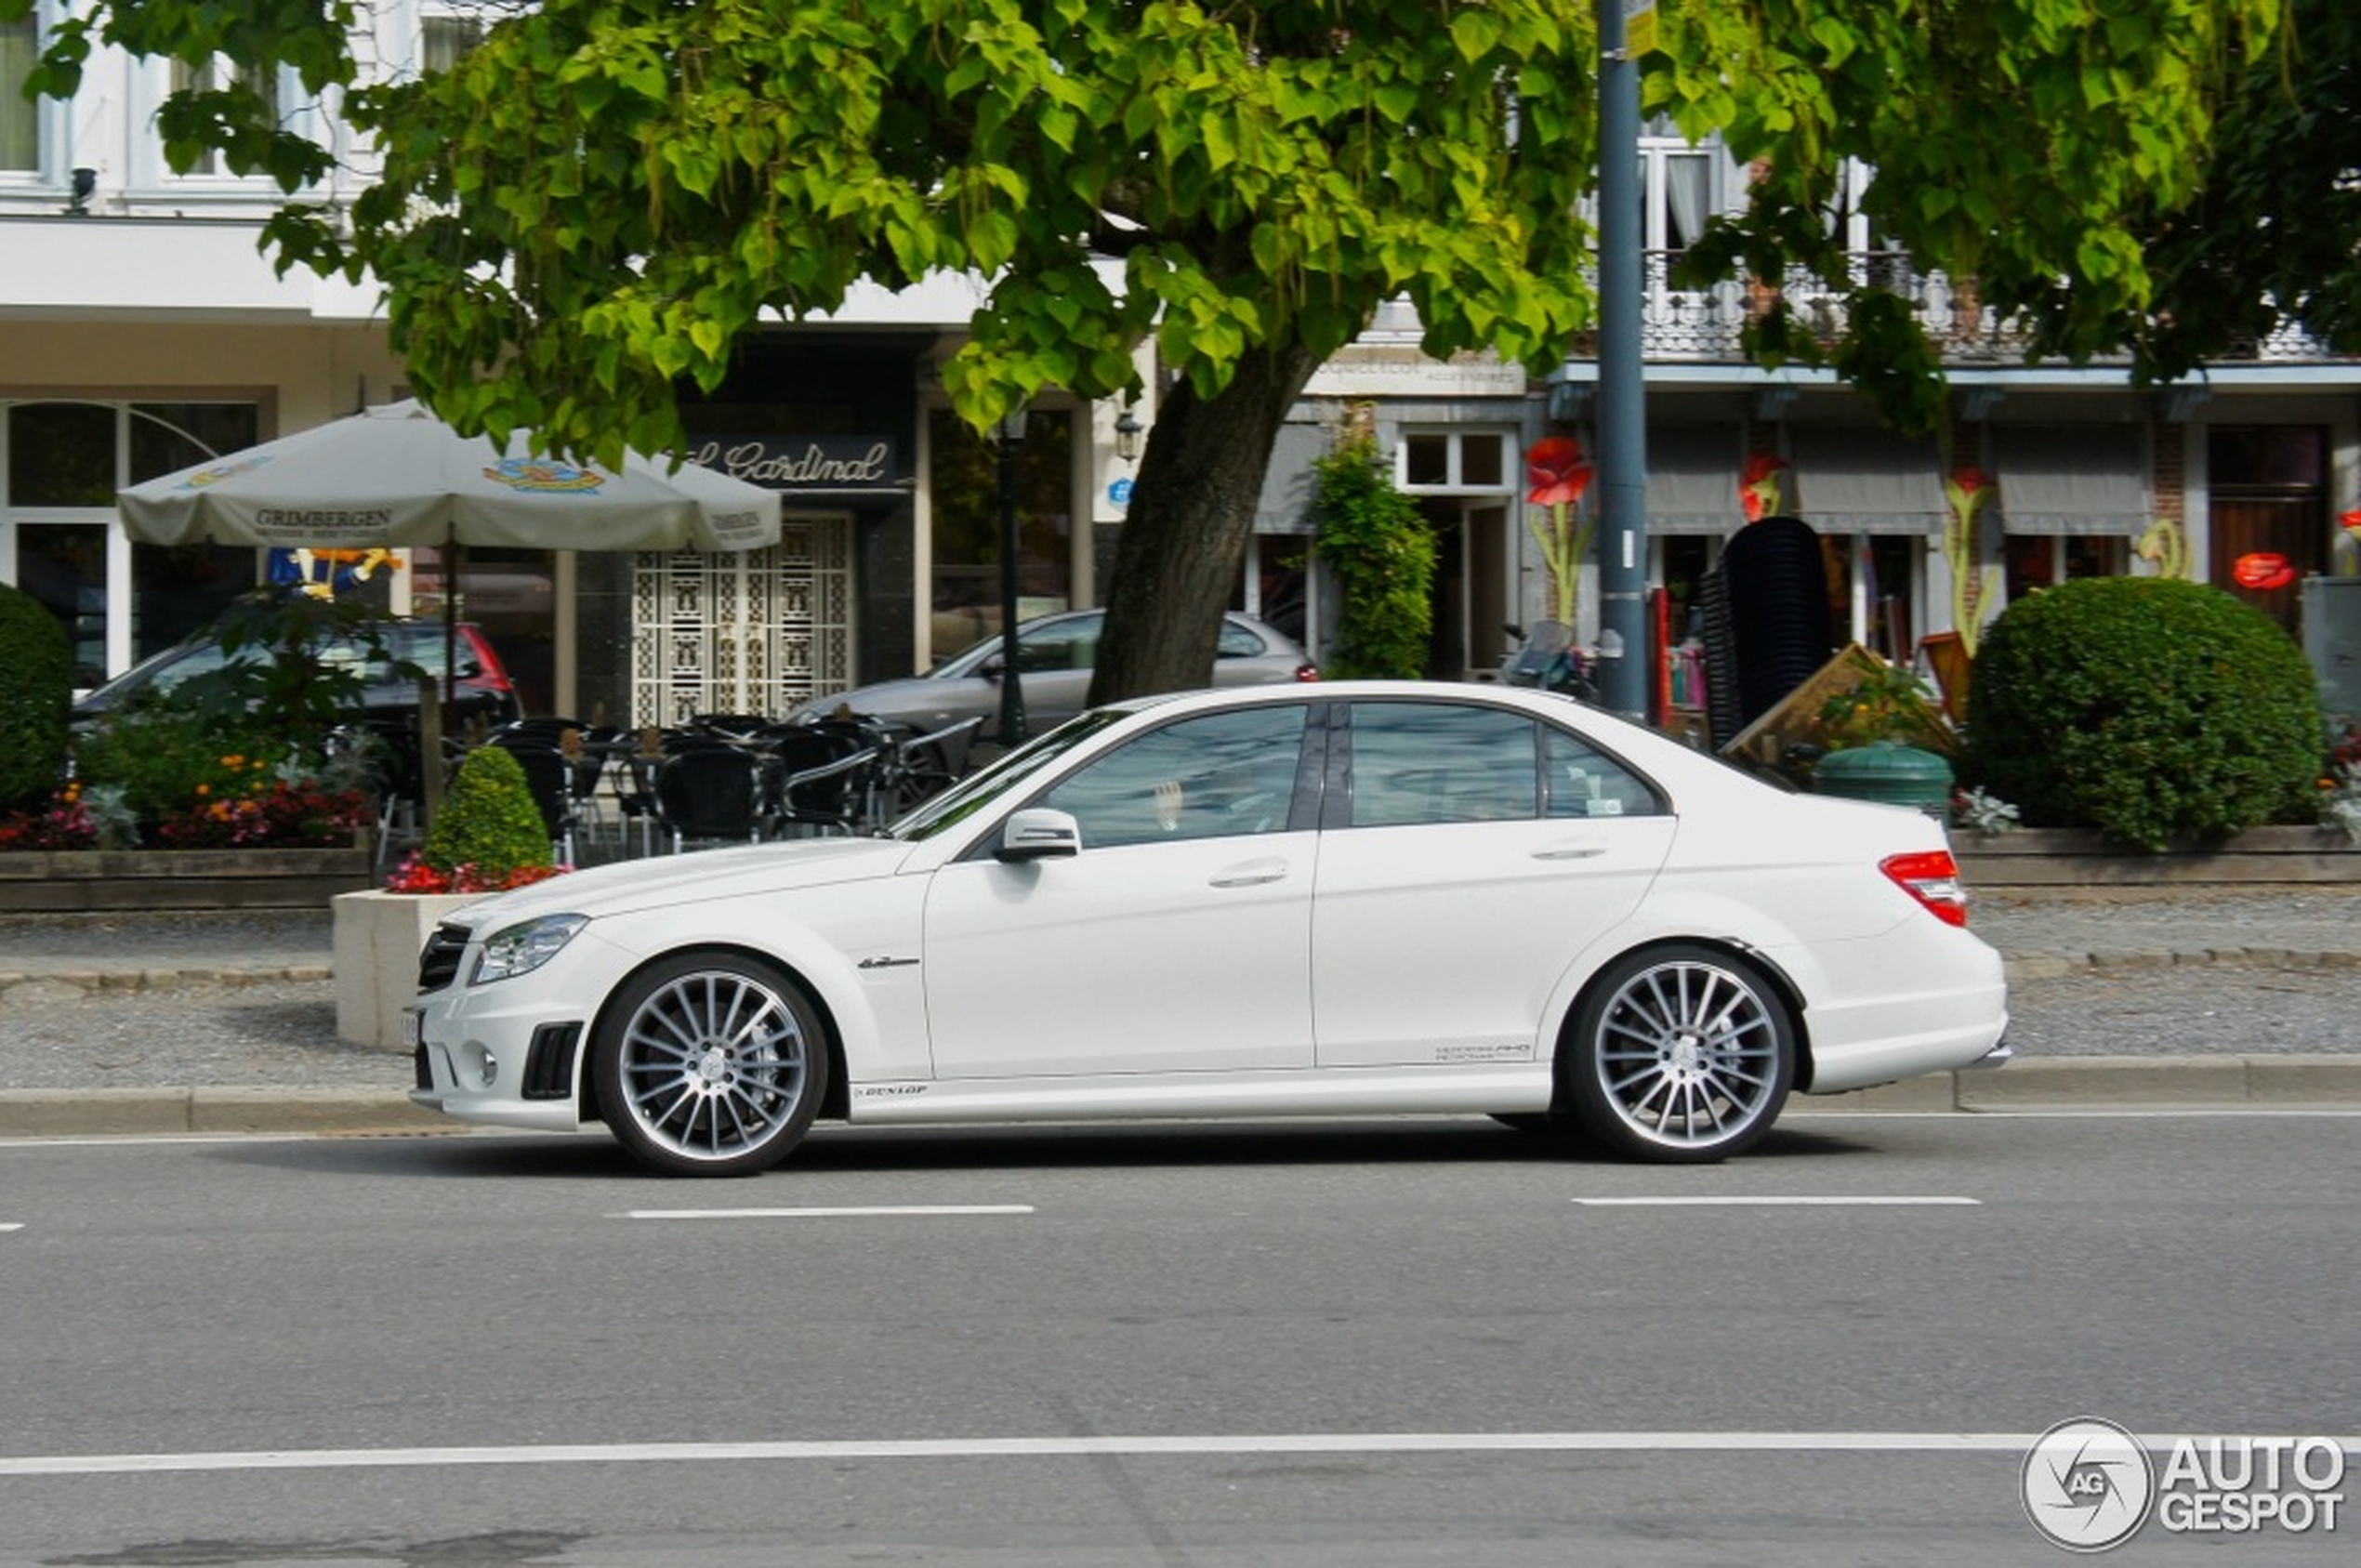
[1956,825,2361,888]
[332,889,482,1052]
[0,845,374,912]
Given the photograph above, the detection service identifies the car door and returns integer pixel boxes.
[920,702,1322,1078]
[1311,698,1676,1068]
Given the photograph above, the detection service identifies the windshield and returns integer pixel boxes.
[890,710,1129,841]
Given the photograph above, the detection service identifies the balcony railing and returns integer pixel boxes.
[1632,250,2336,366]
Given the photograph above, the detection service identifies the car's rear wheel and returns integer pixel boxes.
[1563,944,1795,1163]
[593,951,828,1177]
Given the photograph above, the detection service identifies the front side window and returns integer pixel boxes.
[1041,705,1310,849]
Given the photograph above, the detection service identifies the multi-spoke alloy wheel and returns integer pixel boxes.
[1565,943,1795,1163]
[592,953,828,1176]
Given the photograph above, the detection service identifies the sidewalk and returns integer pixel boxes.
[2,888,2359,1140]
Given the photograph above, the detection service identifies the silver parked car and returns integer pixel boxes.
[788,609,1318,770]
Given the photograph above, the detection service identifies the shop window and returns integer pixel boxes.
[4,400,259,681]
[2004,535,2127,603]
[927,408,1074,653]
[7,402,115,506]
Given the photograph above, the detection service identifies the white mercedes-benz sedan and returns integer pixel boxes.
[407,681,2008,1175]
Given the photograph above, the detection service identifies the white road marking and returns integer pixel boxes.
[1574,1195,1980,1207]
[5,1430,2356,1479]
[0,1430,2104,1478]
[619,1205,1035,1220]
[0,1222,20,1232]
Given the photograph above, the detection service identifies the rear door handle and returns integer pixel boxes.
[1533,843,1608,861]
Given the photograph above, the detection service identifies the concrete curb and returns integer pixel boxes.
[4,1059,2360,1141]
[0,1087,444,1139]
[1813,1054,2361,1113]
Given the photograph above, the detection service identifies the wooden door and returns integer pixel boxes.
[2210,494,2324,636]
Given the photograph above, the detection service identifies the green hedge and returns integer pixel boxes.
[0,582,72,810]
[1966,576,2322,850]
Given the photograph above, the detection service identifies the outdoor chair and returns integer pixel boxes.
[652,745,769,851]
[760,729,878,836]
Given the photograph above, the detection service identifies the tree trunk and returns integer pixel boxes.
[1088,341,1323,705]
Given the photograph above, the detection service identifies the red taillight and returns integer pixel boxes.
[1293,664,1322,682]
[1881,850,1969,928]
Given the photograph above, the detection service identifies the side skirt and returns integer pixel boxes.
[842,1064,1555,1126]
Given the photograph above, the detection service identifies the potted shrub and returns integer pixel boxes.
[336,744,565,1050]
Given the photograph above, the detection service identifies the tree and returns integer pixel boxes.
[8,0,2281,702]
[2127,0,2361,378]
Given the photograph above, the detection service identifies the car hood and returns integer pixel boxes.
[790,678,983,723]
[444,837,921,932]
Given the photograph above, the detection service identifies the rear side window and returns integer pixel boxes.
[1344,701,1665,827]
[1346,703,1538,826]
[1542,726,1665,820]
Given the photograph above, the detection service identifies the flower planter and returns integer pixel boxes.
[0,845,374,913]
[332,889,483,1052]
[1955,826,2361,888]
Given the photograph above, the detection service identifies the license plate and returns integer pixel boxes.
[402,1007,424,1048]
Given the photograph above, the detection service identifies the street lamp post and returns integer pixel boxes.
[992,408,1030,749]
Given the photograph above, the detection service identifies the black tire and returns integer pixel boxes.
[592,951,829,1177]
[1563,943,1796,1163]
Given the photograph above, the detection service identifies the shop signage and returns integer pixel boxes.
[688,435,904,494]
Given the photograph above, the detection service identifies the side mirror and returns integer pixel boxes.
[996,807,1081,863]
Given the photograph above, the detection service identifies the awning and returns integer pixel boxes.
[1790,427,1946,535]
[1993,425,2152,535]
[1255,421,1329,535]
[1645,423,1745,535]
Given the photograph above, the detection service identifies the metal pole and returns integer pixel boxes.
[994,428,1029,748]
[1596,1,1651,722]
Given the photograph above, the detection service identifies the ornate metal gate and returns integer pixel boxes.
[629,513,853,723]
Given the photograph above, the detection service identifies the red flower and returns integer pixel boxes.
[2341,507,2361,536]
[1523,437,1594,507]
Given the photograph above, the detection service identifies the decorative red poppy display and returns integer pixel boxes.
[2232,551,2297,592]
[1523,436,1595,507]
[1740,454,1790,521]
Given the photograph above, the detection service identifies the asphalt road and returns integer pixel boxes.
[1,1113,2354,1565]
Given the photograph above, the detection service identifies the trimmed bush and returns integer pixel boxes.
[418,744,554,883]
[1966,576,2322,850]
[1313,431,1435,679]
[0,582,73,810]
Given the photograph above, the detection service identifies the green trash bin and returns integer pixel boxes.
[1814,740,1954,817]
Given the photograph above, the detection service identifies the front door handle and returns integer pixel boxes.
[1533,843,1608,861]
[1209,858,1289,888]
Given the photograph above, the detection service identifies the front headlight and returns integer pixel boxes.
[471,914,589,985]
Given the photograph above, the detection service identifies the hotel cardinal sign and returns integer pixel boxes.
[689,435,904,496]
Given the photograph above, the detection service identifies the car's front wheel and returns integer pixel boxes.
[592,951,829,1177]
[1563,943,1795,1163]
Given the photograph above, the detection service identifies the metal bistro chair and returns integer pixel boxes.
[651,743,770,852]
[759,729,879,837]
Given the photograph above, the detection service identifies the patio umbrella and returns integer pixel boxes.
[116,398,780,553]
[114,398,782,731]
